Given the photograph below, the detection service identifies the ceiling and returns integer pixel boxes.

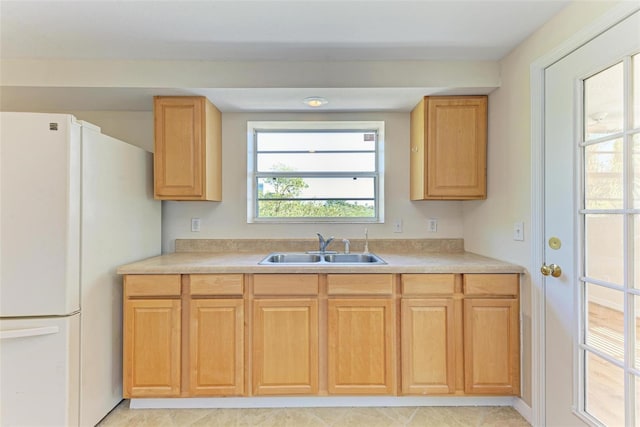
[0,0,570,112]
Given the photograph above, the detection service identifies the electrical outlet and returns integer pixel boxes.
[393,218,403,233]
[191,218,201,232]
[427,218,437,233]
[513,221,524,241]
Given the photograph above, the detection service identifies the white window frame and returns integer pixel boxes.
[247,120,385,223]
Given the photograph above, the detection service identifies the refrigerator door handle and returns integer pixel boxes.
[0,326,59,340]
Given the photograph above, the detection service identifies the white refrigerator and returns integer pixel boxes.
[0,112,161,426]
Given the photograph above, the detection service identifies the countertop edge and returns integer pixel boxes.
[117,251,525,275]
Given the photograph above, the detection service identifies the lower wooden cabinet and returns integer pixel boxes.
[123,275,182,398]
[463,274,520,395]
[189,299,244,396]
[401,298,456,394]
[463,298,519,395]
[252,299,319,395]
[122,272,519,399]
[328,298,395,394]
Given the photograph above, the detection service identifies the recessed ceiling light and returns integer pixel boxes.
[303,96,328,107]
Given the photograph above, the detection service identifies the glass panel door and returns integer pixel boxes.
[580,53,640,426]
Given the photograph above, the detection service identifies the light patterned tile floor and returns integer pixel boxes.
[97,400,531,426]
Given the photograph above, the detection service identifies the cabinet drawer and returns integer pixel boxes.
[327,274,393,295]
[402,274,455,296]
[190,274,243,296]
[463,274,519,296]
[253,274,319,296]
[124,275,181,297]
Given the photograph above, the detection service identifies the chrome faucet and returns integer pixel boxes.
[342,239,351,254]
[316,233,335,253]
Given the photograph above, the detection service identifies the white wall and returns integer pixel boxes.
[162,112,463,253]
[462,0,624,407]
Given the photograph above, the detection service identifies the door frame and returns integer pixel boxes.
[530,3,640,426]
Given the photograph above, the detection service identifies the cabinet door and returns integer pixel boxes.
[426,97,487,199]
[410,96,487,200]
[154,97,205,199]
[328,298,395,395]
[252,299,318,395]
[190,299,244,396]
[464,298,520,395]
[401,298,455,394]
[123,299,181,397]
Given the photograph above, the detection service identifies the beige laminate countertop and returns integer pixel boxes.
[117,251,524,275]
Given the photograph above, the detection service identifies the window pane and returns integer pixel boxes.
[258,153,375,173]
[258,200,375,218]
[586,283,624,362]
[585,214,624,285]
[585,62,624,141]
[585,351,625,426]
[257,131,376,151]
[259,177,374,200]
[634,54,640,128]
[585,139,623,209]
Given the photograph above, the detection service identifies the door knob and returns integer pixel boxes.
[541,263,562,278]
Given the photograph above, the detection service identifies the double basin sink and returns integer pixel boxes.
[259,252,386,265]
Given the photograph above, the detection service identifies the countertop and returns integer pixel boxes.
[117,251,524,275]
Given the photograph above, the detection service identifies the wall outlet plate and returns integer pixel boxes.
[427,218,437,233]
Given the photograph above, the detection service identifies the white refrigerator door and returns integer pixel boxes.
[0,314,80,427]
[0,112,81,316]
[78,122,160,426]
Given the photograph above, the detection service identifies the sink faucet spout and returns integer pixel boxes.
[316,233,335,253]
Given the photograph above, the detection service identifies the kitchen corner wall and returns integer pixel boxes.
[162,112,463,254]
[462,0,624,409]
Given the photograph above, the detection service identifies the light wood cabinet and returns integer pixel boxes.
[188,274,244,396]
[410,96,487,200]
[327,274,395,395]
[122,272,519,399]
[153,96,222,201]
[251,274,319,395]
[463,274,520,395]
[400,274,458,395]
[123,275,182,398]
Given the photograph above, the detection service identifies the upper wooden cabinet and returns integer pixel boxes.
[410,96,488,200]
[153,96,222,201]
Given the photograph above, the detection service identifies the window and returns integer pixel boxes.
[247,121,384,223]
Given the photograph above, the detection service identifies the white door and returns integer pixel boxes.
[543,11,639,426]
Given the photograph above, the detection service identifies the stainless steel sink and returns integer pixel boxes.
[260,253,322,264]
[259,252,385,265]
[323,253,386,264]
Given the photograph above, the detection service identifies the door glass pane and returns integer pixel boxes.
[586,283,624,362]
[636,296,640,369]
[585,62,624,141]
[585,139,624,209]
[636,376,640,427]
[585,351,625,426]
[585,214,624,285]
[636,215,640,289]
[633,134,640,209]
[634,54,640,128]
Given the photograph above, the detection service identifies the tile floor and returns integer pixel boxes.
[97,400,531,426]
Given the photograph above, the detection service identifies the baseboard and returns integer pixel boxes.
[512,397,533,425]
[130,396,517,409]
